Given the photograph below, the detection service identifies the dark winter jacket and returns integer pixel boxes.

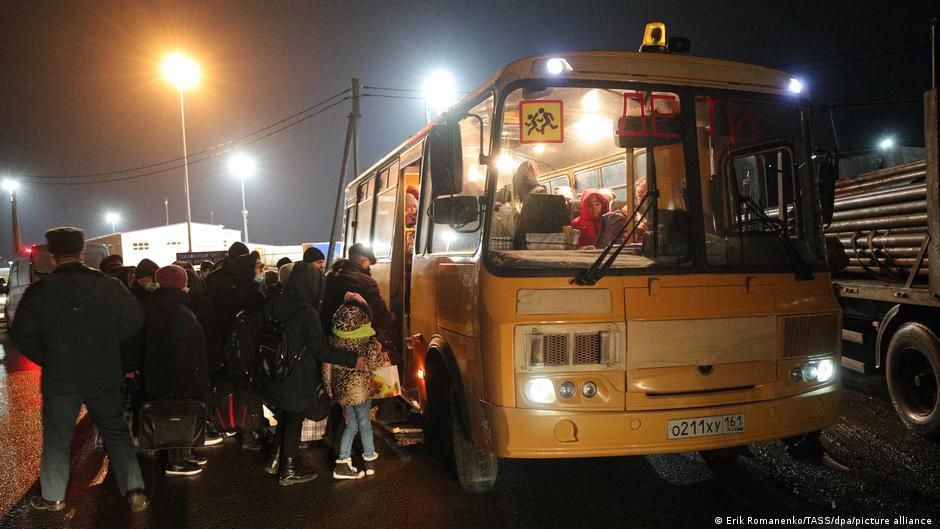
[259,262,358,413]
[320,260,395,335]
[11,262,143,396]
[142,288,210,401]
[206,254,265,359]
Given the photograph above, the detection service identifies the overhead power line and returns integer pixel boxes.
[774,38,929,70]
[29,89,351,181]
[28,96,350,186]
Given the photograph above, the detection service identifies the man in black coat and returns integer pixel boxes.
[320,243,395,337]
[11,227,149,513]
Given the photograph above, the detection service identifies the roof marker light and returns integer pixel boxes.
[788,78,803,94]
[545,57,572,75]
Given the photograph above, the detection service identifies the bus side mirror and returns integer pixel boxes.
[428,123,463,197]
[431,195,479,225]
[816,158,837,225]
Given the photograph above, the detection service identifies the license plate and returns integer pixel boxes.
[667,414,745,439]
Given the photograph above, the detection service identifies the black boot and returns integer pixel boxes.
[278,457,317,486]
[264,444,281,475]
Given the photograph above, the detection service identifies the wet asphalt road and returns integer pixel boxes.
[0,331,937,529]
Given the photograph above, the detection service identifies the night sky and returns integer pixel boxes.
[0,0,936,262]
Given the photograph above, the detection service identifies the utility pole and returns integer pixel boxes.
[327,78,360,266]
[165,198,169,225]
[210,210,214,225]
[10,190,20,255]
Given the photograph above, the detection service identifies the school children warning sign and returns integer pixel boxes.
[519,100,563,144]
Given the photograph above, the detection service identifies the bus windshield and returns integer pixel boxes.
[485,84,826,273]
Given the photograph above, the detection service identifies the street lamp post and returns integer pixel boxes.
[228,153,256,243]
[422,70,457,124]
[162,53,201,252]
[1,179,20,255]
[105,212,120,234]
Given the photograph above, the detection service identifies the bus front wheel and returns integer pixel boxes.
[449,398,498,492]
[886,322,940,440]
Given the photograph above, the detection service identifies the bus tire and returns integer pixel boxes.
[449,398,498,492]
[886,322,940,440]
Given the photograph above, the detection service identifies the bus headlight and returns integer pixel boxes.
[802,363,819,381]
[582,381,598,398]
[558,381,576,399]
[525,378,556,404]
[816,359,835,383]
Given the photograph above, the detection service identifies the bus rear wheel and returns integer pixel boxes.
[886,322,940,440]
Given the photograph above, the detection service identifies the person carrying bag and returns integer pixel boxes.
[141,265,212,477]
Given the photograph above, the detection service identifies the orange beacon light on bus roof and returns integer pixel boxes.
[640,22,668,52]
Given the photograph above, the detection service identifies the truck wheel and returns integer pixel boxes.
[886,322,940,440]
[450,398,498,492]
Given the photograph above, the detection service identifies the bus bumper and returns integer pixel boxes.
[482,383,840,458]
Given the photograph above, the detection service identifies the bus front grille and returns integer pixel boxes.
[780,314,840,358]
[542,334,570,366]
[574,333,602,364]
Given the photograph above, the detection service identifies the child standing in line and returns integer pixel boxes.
[323,292,386,479]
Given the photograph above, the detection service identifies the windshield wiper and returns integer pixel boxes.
[572,189,659,286]
[735,196,813,281]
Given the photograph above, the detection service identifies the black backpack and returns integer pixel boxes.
[223,309,264,382]
[254,305,308,382]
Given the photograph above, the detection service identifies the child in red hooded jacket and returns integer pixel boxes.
[571,190,610,248]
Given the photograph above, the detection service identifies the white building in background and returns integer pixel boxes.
[88,222,243,267]
[87,222,341,269]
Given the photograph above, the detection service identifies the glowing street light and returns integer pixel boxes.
[422,70,457,123]
[879,137,895,150]
[2,178,21,255]
[105,212,120,234]
[161,52,201,252]
[228,152,256,243]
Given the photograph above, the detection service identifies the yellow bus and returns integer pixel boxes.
[341,24,841,491]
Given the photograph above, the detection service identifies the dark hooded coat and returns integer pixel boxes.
[320,259,395,335]
[259,262,358,413]
[142,288,210,401]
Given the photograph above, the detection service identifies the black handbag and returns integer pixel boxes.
[304,383,335,422]
[138,399,207,450]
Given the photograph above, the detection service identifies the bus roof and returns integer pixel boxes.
[348,50,795,187]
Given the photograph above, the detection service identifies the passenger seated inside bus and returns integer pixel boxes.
[571,190,610,248]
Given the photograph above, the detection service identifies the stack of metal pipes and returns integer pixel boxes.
[826,160,929,280]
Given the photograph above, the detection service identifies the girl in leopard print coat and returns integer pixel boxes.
[322,293,385,478]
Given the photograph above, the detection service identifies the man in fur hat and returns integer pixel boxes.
[11,227,149,513]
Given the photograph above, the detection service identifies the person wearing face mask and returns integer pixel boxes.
[131,259,160,304]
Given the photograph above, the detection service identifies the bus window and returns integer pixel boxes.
[696,94,825,268]
[600,161,627,199]
[373,163,399,258]
[574,168,599,193]
[546,175,569,194]
[355,177,375,244]
[428,96,492,254]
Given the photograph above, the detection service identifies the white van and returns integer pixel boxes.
[4,243,109,324]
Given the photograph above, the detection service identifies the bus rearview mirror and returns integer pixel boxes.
[428,124,463,197]
[431,195,479,226]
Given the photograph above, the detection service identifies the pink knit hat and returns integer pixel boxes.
[155,264,188,290]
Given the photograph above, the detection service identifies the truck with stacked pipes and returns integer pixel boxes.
[825,85,940,439]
